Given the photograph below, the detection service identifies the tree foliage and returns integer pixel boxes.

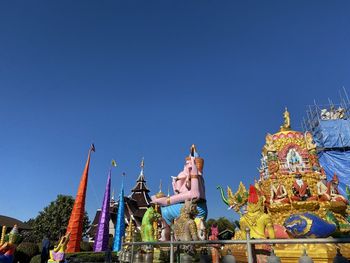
[24,195,90,243]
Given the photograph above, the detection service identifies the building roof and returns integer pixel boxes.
[130,167,152,207]
[131,159,150,194]
[131,174,150,193]
[0,215,31,230]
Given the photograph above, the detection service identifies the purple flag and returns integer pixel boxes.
[94,170,111,252]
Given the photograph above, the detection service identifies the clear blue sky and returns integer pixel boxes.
[1,1,350,222]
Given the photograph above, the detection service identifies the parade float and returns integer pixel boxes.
[218,109,350,262]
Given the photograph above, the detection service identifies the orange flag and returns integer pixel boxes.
[66,144,95,252]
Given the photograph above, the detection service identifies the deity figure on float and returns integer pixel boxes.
[279,107,291,132]
[197,218,206,241]
[264,134,276,152]
[291,172,317,201]
[151,145,207,226]
[287,148,303,172]
[240,186,275,239]
[0,225,19,263]
[141,206,161,242]
[208,224,220,263]
[305,132,317,151]
[329,174,348,204]
[269,174,290,205]
[317,169,331,201]
[259,154,269,179]
[173,199,199,242]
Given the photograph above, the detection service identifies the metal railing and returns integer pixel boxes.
[120,229,350,263]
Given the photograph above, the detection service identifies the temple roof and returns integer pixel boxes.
[130,173,151,208]
[130,159,152,207]
[131,174,150,193]
[0,215,31,230]
[131,158,150,193]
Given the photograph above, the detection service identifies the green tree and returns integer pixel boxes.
[24,195,90,243]
[216,217,235,232]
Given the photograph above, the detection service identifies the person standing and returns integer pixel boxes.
[40,236,50,263]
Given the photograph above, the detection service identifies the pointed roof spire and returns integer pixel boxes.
[140,157,145,176]
[131,158,149,193]
[130,158,152,207]
[156,179,165,198]
[111,188,115,203]
[110,160,117,204]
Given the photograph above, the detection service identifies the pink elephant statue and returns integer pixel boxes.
[151,145,207,226]
[151,156,206,205]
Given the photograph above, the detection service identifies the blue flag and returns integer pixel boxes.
[113,182,125,252]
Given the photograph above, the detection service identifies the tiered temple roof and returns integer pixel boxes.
[129,158,151,214]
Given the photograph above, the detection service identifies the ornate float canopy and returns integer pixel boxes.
[259,109,349,235]
[219,109,350,240]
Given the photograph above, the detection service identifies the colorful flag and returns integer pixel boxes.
[93,169,111,252]
[113,181,125,252]
[66,144,94,252]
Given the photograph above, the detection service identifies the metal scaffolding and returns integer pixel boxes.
[302,87,350,134]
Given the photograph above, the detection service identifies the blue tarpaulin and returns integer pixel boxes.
[318,151,350,196]
[313,119,350,148]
